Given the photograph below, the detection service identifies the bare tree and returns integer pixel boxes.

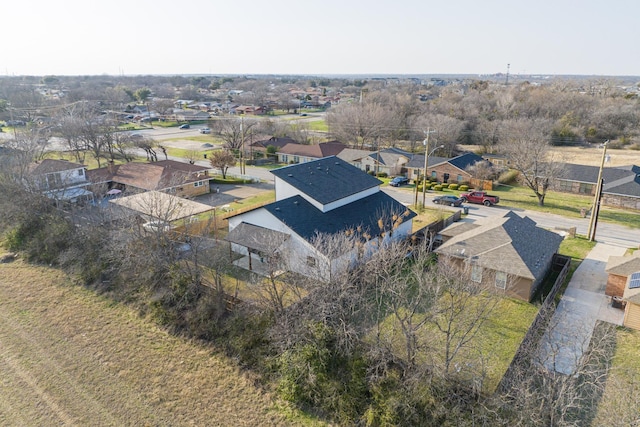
[326,101,391,149]
[209,149,236,179]
[498,119,565,206]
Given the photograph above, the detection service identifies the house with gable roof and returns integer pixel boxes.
[276,141,346,164]
[435,210,563,302]
[29,159,94,203]
[337,147,412,176]
[87,160,211,198]
[605,252,640,330]
[553,163,640,210]
[225,156,417,281]
[405,152,490,185]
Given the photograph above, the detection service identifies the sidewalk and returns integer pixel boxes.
[537,242,626,374]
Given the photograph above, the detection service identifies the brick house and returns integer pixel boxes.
[605,252,640,330]
[87,160,211,198]
[406,152,489,185]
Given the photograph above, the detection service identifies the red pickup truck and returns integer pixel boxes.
[459,191,500,206]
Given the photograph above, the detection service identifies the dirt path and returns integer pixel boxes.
[0,260,289,426]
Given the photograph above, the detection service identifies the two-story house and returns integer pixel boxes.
[225,156,416,281]
[29,159,93,203]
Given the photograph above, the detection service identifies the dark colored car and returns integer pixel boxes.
[389,176,409,187]
[433,195,464,207]
[179,124,190,129]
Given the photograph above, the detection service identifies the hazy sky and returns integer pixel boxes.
[3,0,638,77]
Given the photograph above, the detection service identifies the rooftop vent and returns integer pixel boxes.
[288,173,293,177]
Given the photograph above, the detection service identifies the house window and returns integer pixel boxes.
[306,256,316,267]
[414,169,420,176]
[77,169,85,177]
[557,180,573,192]
[457,174,463,183]
[282,155,288,163]
[431,171,437,179]
[194,181,203,188]
[495,271,507,289]
[579,183,594,194]
[293,156,299,163]
[471,264,482,283]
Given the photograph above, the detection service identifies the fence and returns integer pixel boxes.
[412,210,462,245]
[496,253,571,393]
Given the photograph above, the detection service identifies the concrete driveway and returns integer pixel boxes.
[537,242,626,375]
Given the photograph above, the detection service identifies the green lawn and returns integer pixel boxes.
[592,327,640,425]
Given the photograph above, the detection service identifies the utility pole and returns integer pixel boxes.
[505,63,510,85]
[421,129,439,208]
[587,140,609,241]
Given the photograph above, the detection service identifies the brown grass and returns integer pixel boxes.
[0,257,293,426]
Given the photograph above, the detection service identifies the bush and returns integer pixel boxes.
[498,169,519,185]
[448,183,459,190]
[424,183,432,190]
[376,172,388,178]
[433,185,443,191]
[440,183,449,189]
[459,185,469,191]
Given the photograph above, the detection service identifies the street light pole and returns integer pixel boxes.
[587,140,609,241]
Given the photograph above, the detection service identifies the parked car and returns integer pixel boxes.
[433,195,464,207]
[389,176,410,187]
[179,124,190,129]
[200,127,211,134]
[459,191,500,206]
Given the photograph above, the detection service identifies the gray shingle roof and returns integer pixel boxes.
[262,191,416,242]
[446,152,486,171]
[559,163,640,198]
[435,211,563,280]
[270,156,382,205]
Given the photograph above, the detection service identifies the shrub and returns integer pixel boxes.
[376,172,388,178]
[459,185,469,191]
[424,183,432,190]
[440,183,449,189]
[433,185,443,191]
[498,169,519,185]
[448,183,459,190]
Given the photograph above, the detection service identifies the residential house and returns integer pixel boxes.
[250,136,300,156]
[428,152,489,185]
[553,163,640,210]
[405,155,449,182]
[87,160,211,198]
[435,211,563,302]
[29,159,93,202]
[277,141,346,164]
[605,253,640,330]
[225,156,416,281]
[233,105,266,115]
[172,109,211,122]
[109,190,214,225]
[338,147,411,176]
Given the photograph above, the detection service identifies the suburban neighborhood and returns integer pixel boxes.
[1,73,640,425]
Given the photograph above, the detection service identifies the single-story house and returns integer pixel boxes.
[553,163,640,210]
[225,156,416,281]
[337,147,411,176]
[605,252,640,330]
[277,141,346,164]
[172,110,211,122]
[435,210,563,301]
[250,136,300,155]
[405,152,489,185]
[87,160,211,198]
[109,190,214,225]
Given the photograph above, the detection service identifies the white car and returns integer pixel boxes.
[200,127,211,134]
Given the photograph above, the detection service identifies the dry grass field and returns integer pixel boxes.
[0,257,293,426]
[549,146,640,167]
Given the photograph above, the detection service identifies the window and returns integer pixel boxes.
[293,156,299,163]
[194,181,203,188]
[431,171,437,179]
[306,256,317,267]
[414,169,420,176]
[495,271,507,289]
[77,169,85,176]
[557,180,573,192]
[457,174,463,183]
[471,264,482,283]
[282,155,288,163]
[579,183,594,194]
